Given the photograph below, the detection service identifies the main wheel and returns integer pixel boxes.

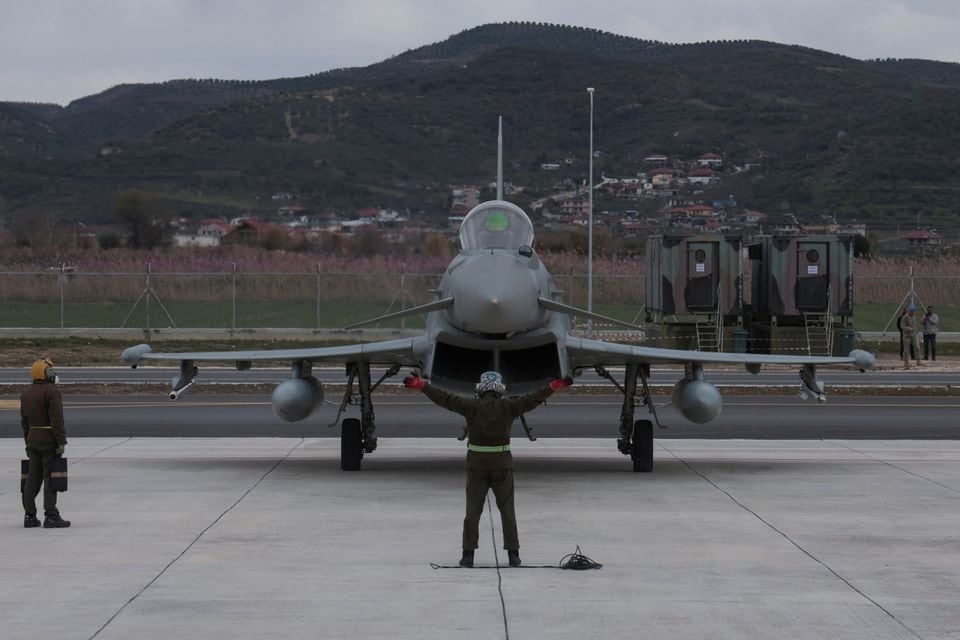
[631,419,654,472]
[341,418,363,471]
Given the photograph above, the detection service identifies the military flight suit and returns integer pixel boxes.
[21,381,66,518]
[422,384,555,551]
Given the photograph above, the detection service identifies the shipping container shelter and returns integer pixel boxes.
[644,234,744,351]
[748,235,855,355]
[645,234,743,317]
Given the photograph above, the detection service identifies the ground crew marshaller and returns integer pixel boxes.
[21,357,70,529]
[404,370,572,568]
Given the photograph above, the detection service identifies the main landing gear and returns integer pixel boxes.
[332,362,400,470]
[595,363,659,472]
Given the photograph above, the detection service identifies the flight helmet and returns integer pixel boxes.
[30,357,57,383]
[476,371,506,397]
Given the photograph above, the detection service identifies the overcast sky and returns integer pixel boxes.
[4,0,960,105]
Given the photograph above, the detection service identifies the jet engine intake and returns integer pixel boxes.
[671,378,722,424]
[271,377,324,422]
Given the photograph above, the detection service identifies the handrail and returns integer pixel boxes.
[825,283,834,356]
[715,282,723,352]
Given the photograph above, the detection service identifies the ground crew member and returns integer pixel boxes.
[901,305,922,370]
[404,370,572,568]
[21,357,70,529]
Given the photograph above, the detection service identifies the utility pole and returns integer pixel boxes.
[587,87,595,337]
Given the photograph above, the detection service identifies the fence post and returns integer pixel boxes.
[145,260,152,331]
[231,262,237,331]
[316,263,321,330]
[59,262,66,328]
[401,262,406,330]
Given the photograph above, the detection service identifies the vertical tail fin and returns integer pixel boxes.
[497,116,503,201]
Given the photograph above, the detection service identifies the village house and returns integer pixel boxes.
[901,229,945,248]
[198,218,235,238]
[222,219,281,245]
[559,198,591,217]
[451,187,480,213]
[172,233,220,248]
[740,210,769,225]
[697,153,723,167]
[650,168,681,187]
[687,168,719,185]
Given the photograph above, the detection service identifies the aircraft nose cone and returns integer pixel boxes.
[449,254,542,333]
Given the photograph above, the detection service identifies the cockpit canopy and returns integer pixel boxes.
[458,201,535,251]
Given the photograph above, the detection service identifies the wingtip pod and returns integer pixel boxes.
[849,349,876,371]
[121,344,152,368]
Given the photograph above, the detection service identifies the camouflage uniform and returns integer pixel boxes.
[902,311,921,366]
[422,384,554,551]
[21,381,66,518]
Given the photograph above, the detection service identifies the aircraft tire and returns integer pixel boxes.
[341,418,363,470]
[632,419,654,472]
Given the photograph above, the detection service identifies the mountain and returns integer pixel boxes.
[2,22,960,232]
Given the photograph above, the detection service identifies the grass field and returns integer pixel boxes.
[0,299,951,333]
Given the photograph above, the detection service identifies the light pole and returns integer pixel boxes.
[587,87,595,337]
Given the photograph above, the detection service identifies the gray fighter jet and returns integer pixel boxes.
[122,123,875,472]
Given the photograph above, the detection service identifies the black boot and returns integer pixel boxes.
[43,514,71,528]
[24,514,41,528]
[508,550,521,567]
[459,550,474,568]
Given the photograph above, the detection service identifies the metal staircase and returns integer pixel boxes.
[803,285,833,355]
[695,318,720,352]
[803,313,832,355]
[694,284,724,352]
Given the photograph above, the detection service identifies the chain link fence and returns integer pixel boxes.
[0,265,951,332]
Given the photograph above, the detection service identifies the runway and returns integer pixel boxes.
[2,393,959,439]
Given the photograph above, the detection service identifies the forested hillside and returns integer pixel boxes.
[2,22,960,231]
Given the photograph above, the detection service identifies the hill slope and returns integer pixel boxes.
[2,22,960,231]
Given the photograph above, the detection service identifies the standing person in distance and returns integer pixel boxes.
[896,305,908,363]
[922,305,939,361]
[404,370,572,568]
[901,305,922,370]
[21,357,70,528]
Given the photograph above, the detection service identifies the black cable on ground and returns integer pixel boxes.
[559,545,602,570]
[430,544,601,570]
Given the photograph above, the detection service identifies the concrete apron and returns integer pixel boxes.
[3,437,959,640]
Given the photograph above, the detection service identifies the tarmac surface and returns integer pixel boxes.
[3,436,960,639]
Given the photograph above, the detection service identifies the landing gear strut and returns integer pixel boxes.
[332,362,400,470]
[596,363,657,472]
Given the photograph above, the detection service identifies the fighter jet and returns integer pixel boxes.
[122,121,875,472]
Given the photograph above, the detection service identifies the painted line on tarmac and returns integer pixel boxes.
[66,401,269,409]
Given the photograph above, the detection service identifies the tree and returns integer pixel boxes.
[421,233,455,259]
[351,226,389,257]
[12,212,73,251]
[114,190,167,249]
[260,228,288,251]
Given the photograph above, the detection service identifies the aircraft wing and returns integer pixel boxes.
[565,336,876,370]
[122,336,431,368]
